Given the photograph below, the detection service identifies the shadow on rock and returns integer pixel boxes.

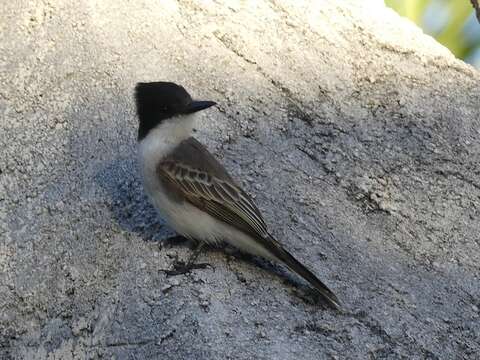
[93,154,336,307]
[93,155,177,245]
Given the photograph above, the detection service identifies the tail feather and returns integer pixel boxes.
[265,234,341,309]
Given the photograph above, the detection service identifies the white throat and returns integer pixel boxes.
[138,114,195,172]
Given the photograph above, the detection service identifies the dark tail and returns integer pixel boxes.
[265,234,341,309]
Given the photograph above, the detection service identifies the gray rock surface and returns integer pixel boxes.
[1,0,479,359]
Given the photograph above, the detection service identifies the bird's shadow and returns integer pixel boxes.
[94,156,334,309]
[224,250,334,308]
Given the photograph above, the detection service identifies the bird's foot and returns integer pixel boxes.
[164,242,211,276]
[165,261,210,276]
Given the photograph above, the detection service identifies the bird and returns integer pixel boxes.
[134,81,341,309]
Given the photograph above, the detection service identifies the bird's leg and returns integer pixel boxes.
[186,240,205,265]
[165,240,211,276]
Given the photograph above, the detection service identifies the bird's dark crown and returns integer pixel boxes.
[134,82,216,141]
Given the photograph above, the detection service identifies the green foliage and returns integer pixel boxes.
[385,0,479,63]
[385,0,431,24]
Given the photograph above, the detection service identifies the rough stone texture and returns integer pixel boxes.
[1,0,479,359]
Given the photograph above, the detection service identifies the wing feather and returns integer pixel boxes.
[158,160,269,240]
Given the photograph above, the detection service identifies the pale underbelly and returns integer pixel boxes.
[144,180,273,259]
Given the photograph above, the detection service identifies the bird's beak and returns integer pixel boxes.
[185,100,217,114]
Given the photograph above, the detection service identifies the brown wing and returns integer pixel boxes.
[158,159,269,240]
[163,137,235,182]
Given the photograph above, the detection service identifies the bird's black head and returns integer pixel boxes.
[134,82,216,141]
